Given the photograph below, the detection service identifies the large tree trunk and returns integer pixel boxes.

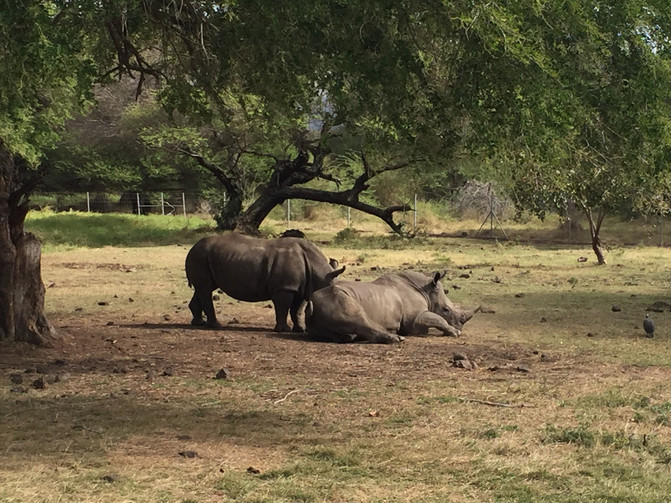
[236,193,285,234]
[0,141,56,345]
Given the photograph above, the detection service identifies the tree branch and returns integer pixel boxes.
[178,147,237,194]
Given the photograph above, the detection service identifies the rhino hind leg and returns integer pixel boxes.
[190,289,221,328]
[271,290,294,332]
[290,298,307,333]
[188,293,205,326]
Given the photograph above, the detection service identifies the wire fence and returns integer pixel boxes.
[29,190,671,246]
[30,191,203,216]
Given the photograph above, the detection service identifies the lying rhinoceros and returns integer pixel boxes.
[185,233,345,332]
[306,270,479,343]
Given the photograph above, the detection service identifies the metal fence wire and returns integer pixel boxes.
[30,191,200,216]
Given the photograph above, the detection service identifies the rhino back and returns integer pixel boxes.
[187,234,311,302]
[325,281,405,331]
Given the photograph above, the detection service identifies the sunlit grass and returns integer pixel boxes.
[25,209,215,250]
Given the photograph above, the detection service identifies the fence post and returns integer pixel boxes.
[86,192,90,212]
[182,193,187,219]
[414,194,417,232]
[136,193,141,215]
[286,199,291,226]
[161,192,165,215]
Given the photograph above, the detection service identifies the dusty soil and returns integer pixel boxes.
[1,309,560,392]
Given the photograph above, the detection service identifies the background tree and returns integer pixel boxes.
[0,1,98,344]
[456,1,671,264]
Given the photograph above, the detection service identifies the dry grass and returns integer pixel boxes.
[3,215,671,502]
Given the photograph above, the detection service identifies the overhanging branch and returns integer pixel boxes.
[274,186,412,235]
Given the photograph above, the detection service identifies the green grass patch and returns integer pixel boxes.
[25,210,214,249]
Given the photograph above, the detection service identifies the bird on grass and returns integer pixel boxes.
[643,313,655,338]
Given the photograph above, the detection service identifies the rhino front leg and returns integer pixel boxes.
[271,290,294,332]
[411,312,461,337]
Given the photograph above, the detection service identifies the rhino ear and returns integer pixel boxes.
[432,271,445,286]
[326,265,346,280]
[329,258,339,269]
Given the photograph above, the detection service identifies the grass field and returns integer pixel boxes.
[1,210,670,502]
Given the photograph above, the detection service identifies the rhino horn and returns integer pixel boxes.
[326,265,346,280]
[459,305,481,324]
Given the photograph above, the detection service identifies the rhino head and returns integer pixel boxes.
[430,271,480,330]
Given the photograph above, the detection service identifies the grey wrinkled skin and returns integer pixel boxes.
[306,271,480,344]
[185,233,345,332]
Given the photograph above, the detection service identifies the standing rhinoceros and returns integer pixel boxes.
[185,233,345,332]
[306,270,479,343]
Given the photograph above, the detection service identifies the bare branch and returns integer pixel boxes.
[178,147,237,194]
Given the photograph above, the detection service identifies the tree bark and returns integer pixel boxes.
[0,141,57,345]
[585,207,607,265]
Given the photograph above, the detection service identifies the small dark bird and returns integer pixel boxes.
[643,313,655,338]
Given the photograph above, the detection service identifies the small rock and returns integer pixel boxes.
[106,321,115,326]
[246,466,261,474]
[492,277,501,283]
[480,307,496,314]
[227,318,239,325]
[515,365,530,373]
[212,294,220,301]
[178,450,199,458]
[587,332,595,337]
[162,368,174,377]
[74,307,83,312]
[514,293,525,298]
[177,435,191,441]
[98,301,109,306]
[163,314,171,321]
[53,359,66,366]
[540,317,547,323]
[368,410,380,417]
[128,297,134,303]
[452,353,467,361]
[35,365,49,374]
[454,359,477,370]
[101,474,120,483]
[32,376,47,390]
[215,368,231,380]
[113,294,119,298]
[459,273,470,279]
[647,301,670,312]
[217,289,224,294]
[452,284,461,290]
[10,374,23,384]
[577,257,588,262]
[10,386,26,393]
[612,305,621,312]
[55,372,71,383]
